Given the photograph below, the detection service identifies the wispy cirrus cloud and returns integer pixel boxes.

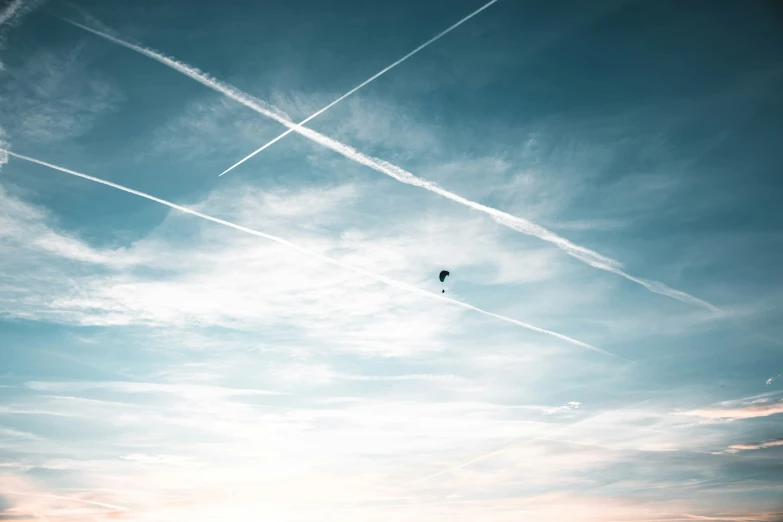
[0,43,123,142]
[542,401,582,415]
[62,18,721,314]
[0,184,139,264]
[0,0,26,26]
[0,0,40,44]
[1,0,44,171]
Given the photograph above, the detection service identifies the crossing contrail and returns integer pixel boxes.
[218,0,501,176]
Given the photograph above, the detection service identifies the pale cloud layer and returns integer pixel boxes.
[3,177,774,519]
[3,377,780,522]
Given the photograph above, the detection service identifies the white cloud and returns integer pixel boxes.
[3,369,776,522]
[120,453,196,466]
[542,401,582,415]
[679,397,783,421]
[0,188,125,253]
[0,185,145,323]
[0,43,123,142]
[25,380,284,398]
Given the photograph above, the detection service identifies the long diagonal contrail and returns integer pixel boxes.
[218,0,500,177]
[3,150,616,358]
[64,19,721,314]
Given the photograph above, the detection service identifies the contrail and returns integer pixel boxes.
[3,149,614,357]
[218,0,501,176]
[64,19,721,314]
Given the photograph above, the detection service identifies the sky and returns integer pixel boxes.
[1,0,782,520]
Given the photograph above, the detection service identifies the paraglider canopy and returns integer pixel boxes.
[439,270,450,293]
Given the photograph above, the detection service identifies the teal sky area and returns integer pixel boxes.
[1,0,782,520]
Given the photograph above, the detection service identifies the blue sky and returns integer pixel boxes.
[1,0,782,520]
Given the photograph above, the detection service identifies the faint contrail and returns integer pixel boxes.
[64,19,721,313]
[6,491,129,511]
[218,0,500,176]
[3,149,614,357]
[7,491,176,521]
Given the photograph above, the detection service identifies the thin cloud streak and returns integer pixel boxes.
[681,398,783,420]
[218,0,501,175]
[5,491,176,521]
[717,438,783,455]
[25,380,285,397]
[336,373,465,382]
[64,19,720,313]
[6,492,130,512]
[3,150,613,356]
